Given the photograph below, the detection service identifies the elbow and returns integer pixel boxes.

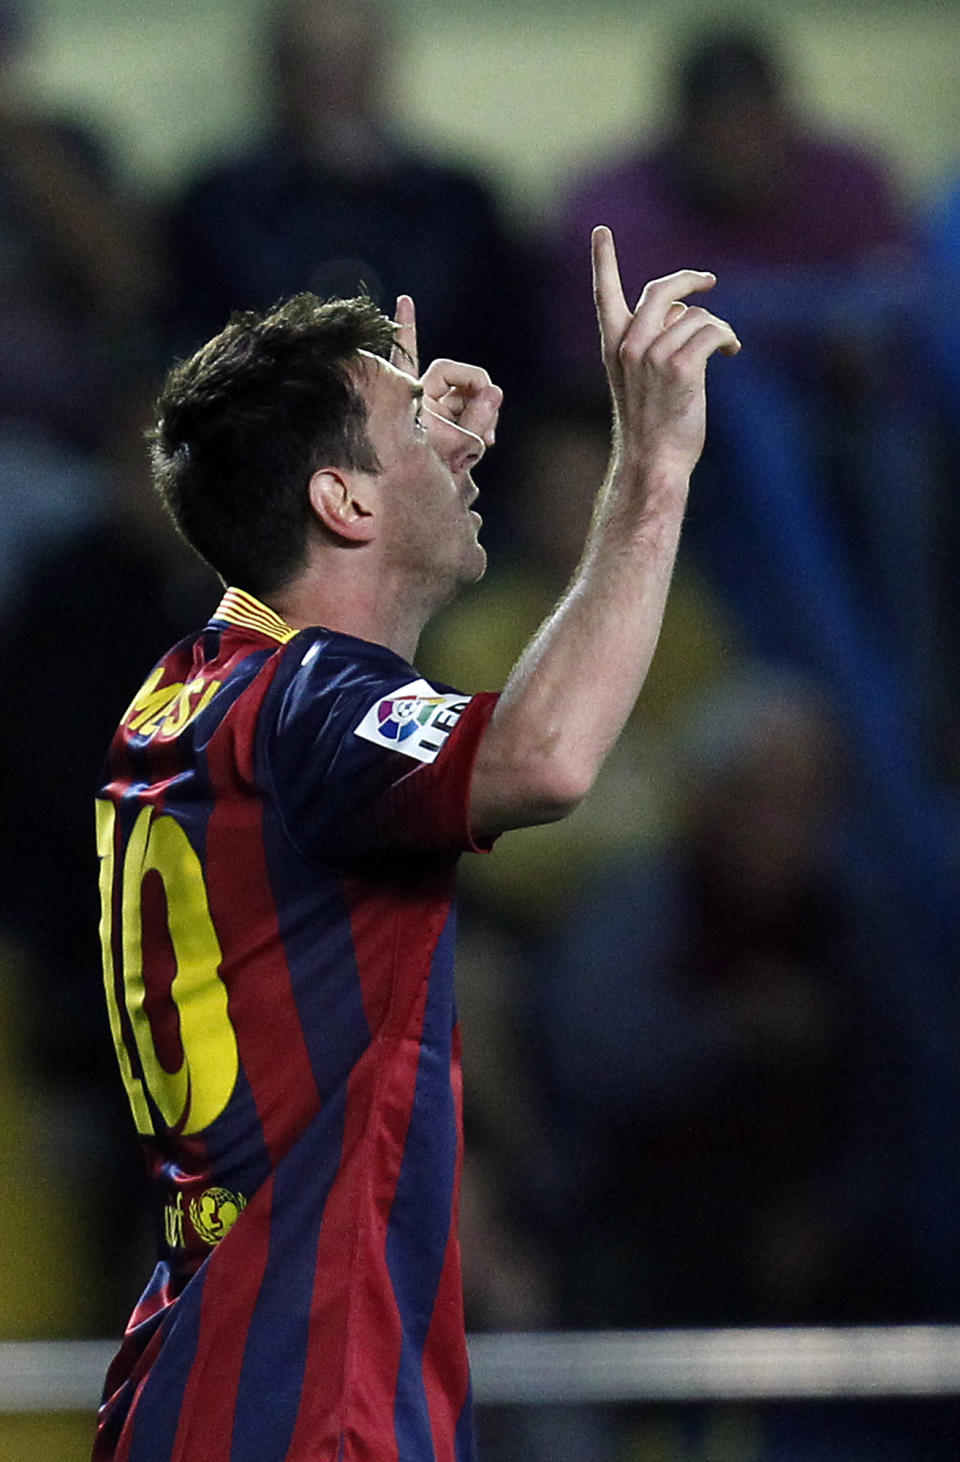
[530,756,597,821]
[470,733,600,837]
[502,751,598,828]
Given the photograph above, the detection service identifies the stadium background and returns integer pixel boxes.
[1,0,959,1458]
[17,0,960,208]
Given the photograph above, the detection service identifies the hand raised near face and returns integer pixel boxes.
[591,226,740,473]
[391,294,503,453]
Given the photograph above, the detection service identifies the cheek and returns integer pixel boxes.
[423,459,458,512]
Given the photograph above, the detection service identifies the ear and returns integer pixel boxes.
[308,468,378,543]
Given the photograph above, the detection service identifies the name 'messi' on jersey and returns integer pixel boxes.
[122,667,223,741]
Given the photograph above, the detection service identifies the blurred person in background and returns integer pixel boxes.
[0,0,161,602]
[546,21,954,743]
[546,24,958,1073]
[532,667,917,1333]
[548,20,911,396]
[165,0,535,533]
[530,666,955,1459]
[0,0,167,1345]
[0,381,219,1337]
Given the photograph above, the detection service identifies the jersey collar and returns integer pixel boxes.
[211,587,297,644]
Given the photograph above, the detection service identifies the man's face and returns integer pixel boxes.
[356,353,487,604]
[683,93,789,211]
[276,0,387,136]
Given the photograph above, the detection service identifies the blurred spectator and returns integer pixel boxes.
[546,20,953,877]
[0,0,161,601]
[532,667,922,1332]
[0,9,168,1332]
[547,21,912,397]
[165,0,536,528]
[0,383,219,1334]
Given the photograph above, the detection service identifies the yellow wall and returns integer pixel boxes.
[0,1412,94,1462]
[0,953,96,1455]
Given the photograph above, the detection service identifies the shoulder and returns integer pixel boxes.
[554,148,666,246]
[391,138,492,192]
[264,626,465,760]
[38,113,117,185]
[560,147,659,210]
[253,629,487,863]
[790,131,909,247]
[269,626,423,703]
[792,131,899,197]
[389,146,506,226]
[170,139,285,213]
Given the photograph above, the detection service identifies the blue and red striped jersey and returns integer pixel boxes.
[94,587,498,1462]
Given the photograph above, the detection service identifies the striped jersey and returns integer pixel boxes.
[94,587,498,1462]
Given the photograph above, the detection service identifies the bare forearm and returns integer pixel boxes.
[471,455,688,835]
[468,229,739,840]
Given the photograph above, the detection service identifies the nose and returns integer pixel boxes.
[423,406,485,476]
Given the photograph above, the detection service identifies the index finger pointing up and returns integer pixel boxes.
[591,225,631,359]
[391,294,419,375]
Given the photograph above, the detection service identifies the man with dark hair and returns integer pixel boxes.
[166,0,535,495]
[150,295,396,596]
[94,230,738,1461]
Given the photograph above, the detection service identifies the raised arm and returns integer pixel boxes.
[468,226,740,839]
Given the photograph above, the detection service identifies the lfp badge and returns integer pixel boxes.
[377,694,440,742]
[355,679,471,764]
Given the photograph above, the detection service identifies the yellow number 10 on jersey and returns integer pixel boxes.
[96,800,239,1136]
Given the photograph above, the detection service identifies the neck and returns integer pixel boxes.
[264,555,430,663]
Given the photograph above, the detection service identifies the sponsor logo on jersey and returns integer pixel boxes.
[189,1187,247,1246]
[354,679,471,764]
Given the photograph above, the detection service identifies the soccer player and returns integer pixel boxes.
[94,227,739,1461]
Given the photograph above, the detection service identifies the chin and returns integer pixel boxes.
[430,545,487,613]
[464,542,487,584]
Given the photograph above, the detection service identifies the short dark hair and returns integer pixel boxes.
[150,293,397,595]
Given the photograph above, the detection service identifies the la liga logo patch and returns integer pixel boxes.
[377,694,438,741]
[355,679,471,764]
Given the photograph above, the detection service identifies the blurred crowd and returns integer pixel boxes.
[0,1,959,1458]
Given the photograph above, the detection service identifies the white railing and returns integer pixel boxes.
[4,1328,960,1413]
[467,1327,960,1402]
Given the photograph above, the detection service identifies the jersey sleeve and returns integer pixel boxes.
[259,633,498,865]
